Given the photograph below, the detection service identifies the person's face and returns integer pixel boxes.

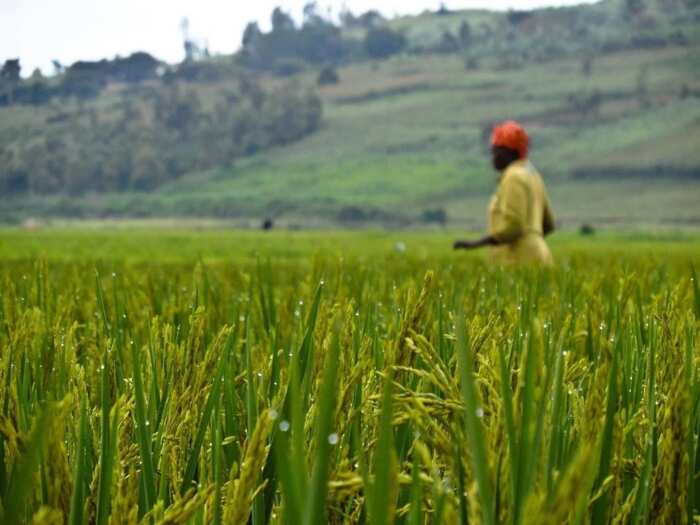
[491,145,519,172]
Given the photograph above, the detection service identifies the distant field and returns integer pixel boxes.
[1,228,699,263]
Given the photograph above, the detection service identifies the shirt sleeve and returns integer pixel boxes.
[490,175,527,243]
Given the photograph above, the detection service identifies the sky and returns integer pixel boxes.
[1,0,597,75]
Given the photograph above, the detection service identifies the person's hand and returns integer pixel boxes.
[453,240,476,250]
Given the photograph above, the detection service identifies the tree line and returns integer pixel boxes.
[0,53,161,107]
[4,0,696,109]
[238,3,408,74]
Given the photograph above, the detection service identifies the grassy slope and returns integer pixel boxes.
[146,44,700,228]
[1,228,699,264]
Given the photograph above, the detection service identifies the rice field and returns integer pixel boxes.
[0,230,699,524]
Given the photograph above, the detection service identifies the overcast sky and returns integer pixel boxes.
[2,0,597,74]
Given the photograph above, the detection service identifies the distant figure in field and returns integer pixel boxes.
[454,121,555,265]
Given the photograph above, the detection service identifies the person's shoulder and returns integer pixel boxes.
[502,160,531,184]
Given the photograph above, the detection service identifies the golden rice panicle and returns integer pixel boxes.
[44,396,73,517]
[466,480,483,525]
[109,400,139,525]
[649,369,690,525]
[523,443,596,525]
[108,464,139,525]
[30,506,64,525]
[152,487,214,525]
[223,409,273,524]
[394,270,434,369]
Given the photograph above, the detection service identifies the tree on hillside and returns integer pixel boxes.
[506,10,532,26]
[272,7,296,33]
[624,0,645,15]
[240,6,347,72]
[339,7,356,27]
[365,27,406,59]
[1,59,21,105]
[52,60,64,75]
[61,62,106,99]
[437,3,452,16]
[111,52,160,83]
[581,55,593,76]
[242,22,263,50]
[1,59,21,83]
[438,31,460,53]
[303,2,326,27]
[318,65,339,85]
[459,21,472,49]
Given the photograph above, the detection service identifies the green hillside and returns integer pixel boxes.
[1,0,699,228]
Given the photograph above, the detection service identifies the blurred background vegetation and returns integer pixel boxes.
[1,0,699,228]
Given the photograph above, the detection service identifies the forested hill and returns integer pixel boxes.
[1,0,699,226]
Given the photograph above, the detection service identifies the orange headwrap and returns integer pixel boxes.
[490,121,530,159]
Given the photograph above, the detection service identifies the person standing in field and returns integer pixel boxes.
[454,121,555,265]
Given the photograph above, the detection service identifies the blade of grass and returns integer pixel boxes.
[96,351,116,525]
[368,372,398,525]
[68,394,89,525]
[131,339,157,511]
[408,451,422,525]
[304,323,341,525]
[181,357,225,494]
[590,342,619,525]
[456,308,495,525]
[2,408,51,524]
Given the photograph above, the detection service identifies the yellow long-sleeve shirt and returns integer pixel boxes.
[488,160,555,266]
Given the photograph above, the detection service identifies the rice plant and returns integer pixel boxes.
[0,249,697,524]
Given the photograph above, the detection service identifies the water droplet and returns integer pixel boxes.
[279,420,290,432]
[269,409,279,420]
[328,433,339,445]
[111,272,117,278]
[475,407,484,418]
[294,309,301,318]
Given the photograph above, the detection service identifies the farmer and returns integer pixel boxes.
[454,121,555,265]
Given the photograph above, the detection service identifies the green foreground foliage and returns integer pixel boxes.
[0,230,699,524]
